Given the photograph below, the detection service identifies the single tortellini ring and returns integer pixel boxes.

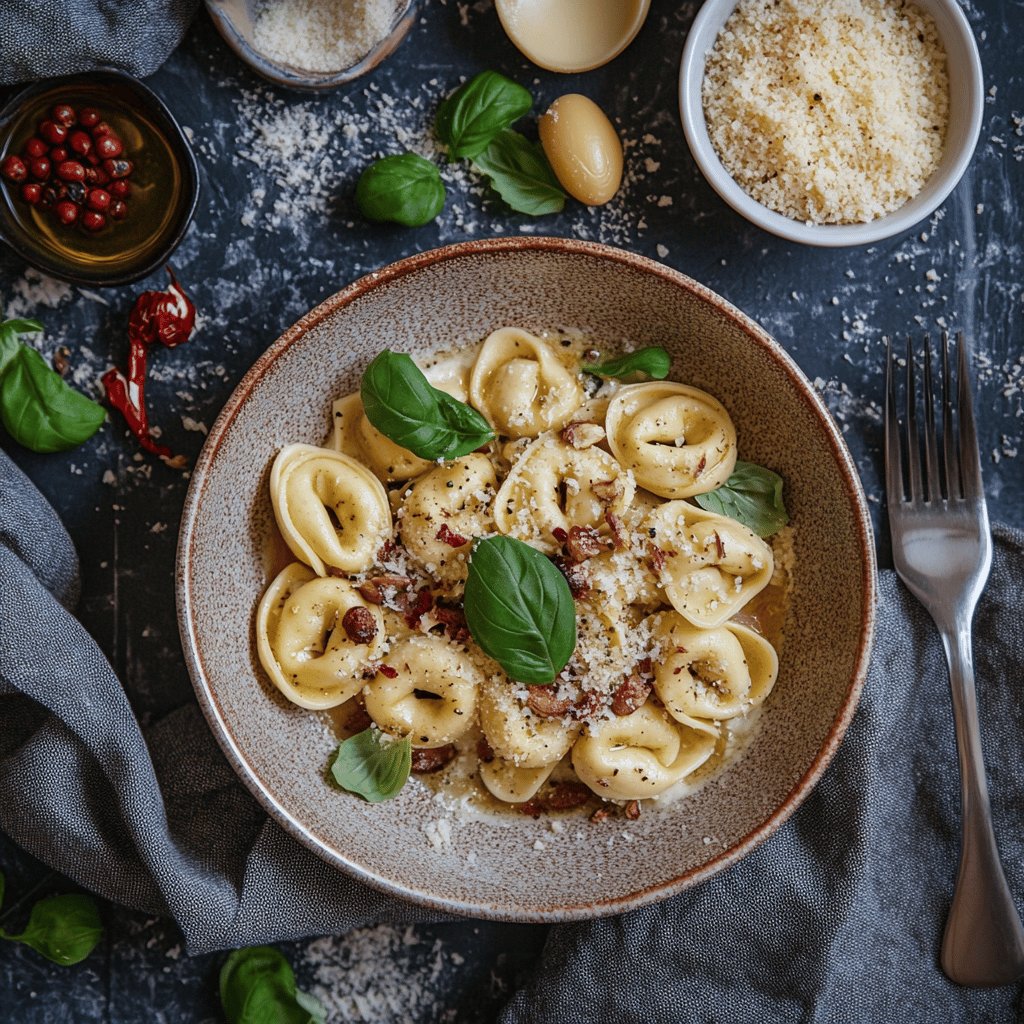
[478,679,581,768]
[469,327,584,438]
[645,501,773,627]
[271,443,391,577]
[572,701,716,800]
[493,434,635,553]
[606,382,737,498]
[398,454,497,586]
[332,393,433,483]
[363,636,479,748]
[479,757,555,804]
[652,612,778,722]
[255,563,385,711]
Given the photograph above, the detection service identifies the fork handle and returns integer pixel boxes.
[939,621,1024,986]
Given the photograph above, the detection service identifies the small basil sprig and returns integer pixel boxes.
[582,346,671,381]
[694,461,789,538]
[0,316,105,453]
[0,870,103,966]
[473,129,566,216]
[220,946,327,1024]
[355,152,445,227]
[361,350,494,460]
[435,70,532,159]
[331,728,412,802]
[464,536,576,684]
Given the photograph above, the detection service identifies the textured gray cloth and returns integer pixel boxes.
[0,0,199,84]
[2,446,1023,1019]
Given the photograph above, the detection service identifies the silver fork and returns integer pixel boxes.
[885,331,1024,986]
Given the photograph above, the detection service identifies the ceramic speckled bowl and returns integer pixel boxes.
[176,237,876,920]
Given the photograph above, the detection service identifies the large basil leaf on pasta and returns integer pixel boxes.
[464,535,576,684]
[694,461,789,538]
[361,350,494,460]
[330,728,411,803]
[435,70,533,159]
[582,346,671,381]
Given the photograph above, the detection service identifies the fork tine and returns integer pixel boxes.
[904,335,923,501]
[884,336,905,502]
[921,335,942,501]
[941,331,961,499]
[956,331,985,501]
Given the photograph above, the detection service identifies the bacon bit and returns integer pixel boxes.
[476,737,495,763]
[624,800,642,821]
[435,523,469,548]
[572,689,606,720]
[647,542,667,575]
[53,346,71,376]
[377,664,399,679]
[592,478,624,502]
[713,530,725,560]
[606,510,630,550]
[527,686,572,718]
[553,556,590,598]
[403,586,434,629]
[370,573,414,591]
[342,606,378,644]
[611,673,652,716]
[589,807,611,824]
[552,526,569,545]
[411,744,457,774]
[518,799,545,819]
[377,540,396,562]
[637,658,653,676]
[345,702,373,733]
[102,267,196,467]
[675,645,688,654]
[566,525,605,562]
[694,453,707,478]
[434,604,470,643]
[561,421,605,450]
[545,782,592,811]
[357,581,384,604]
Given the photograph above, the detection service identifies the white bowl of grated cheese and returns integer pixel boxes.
[679,0,984,247]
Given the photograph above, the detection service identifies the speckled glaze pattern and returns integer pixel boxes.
[176,238,877,921]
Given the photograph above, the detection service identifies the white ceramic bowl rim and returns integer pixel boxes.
[679,0,984,247]
[177,237,877,919]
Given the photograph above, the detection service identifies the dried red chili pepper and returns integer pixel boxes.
[101,266,195,467]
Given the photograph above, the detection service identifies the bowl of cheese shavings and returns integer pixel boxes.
[206,0,418,91]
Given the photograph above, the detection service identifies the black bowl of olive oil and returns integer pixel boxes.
[0,69,199,287]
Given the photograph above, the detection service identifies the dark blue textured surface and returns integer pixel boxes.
[1,0,1021,1019]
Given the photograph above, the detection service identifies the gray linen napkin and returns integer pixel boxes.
[2,446,1023,1019]
[0,0,199,84]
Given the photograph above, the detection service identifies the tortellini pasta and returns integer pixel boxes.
[271,443,391,576]
[398,455,496,585]
[606,382,737,498]
[645,501,773,627]
[493,434,635,553]
[256,563,385,710]
[469,327,584,437]
[479,758,555,803]
[652,613,778,721]
[478,679,581,767]
[363,636,479,748]
[572,701,717,800]
[332,393,433,483]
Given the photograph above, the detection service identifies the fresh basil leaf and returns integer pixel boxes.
[464,536,576,684]
[361,350,494,460]
[330,728,412,802]
[0,345,105,452]
[2,318,44,335]
[220,946,324,1024]
[473,130,566,216]
[435,70,533,159]
[0,893,103,966]
[694,461,789,538]
[356,152,445,227]
[582,346,672,381]
[0,317,43,375]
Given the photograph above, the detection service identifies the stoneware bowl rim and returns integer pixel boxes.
[176,236,877,921]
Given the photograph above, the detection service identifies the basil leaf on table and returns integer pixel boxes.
[435,70,533,159]
[694,461,789,538]
[220,946,327,1024]
[330,728,412,803]
[582,346,672,381]
[355,152,445,227]
[0,345,105,453]
[0,872,103,967]
[473,129,566,216]
[464,535,577,684]
[0,317,42,374]
[361,350,494,460]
